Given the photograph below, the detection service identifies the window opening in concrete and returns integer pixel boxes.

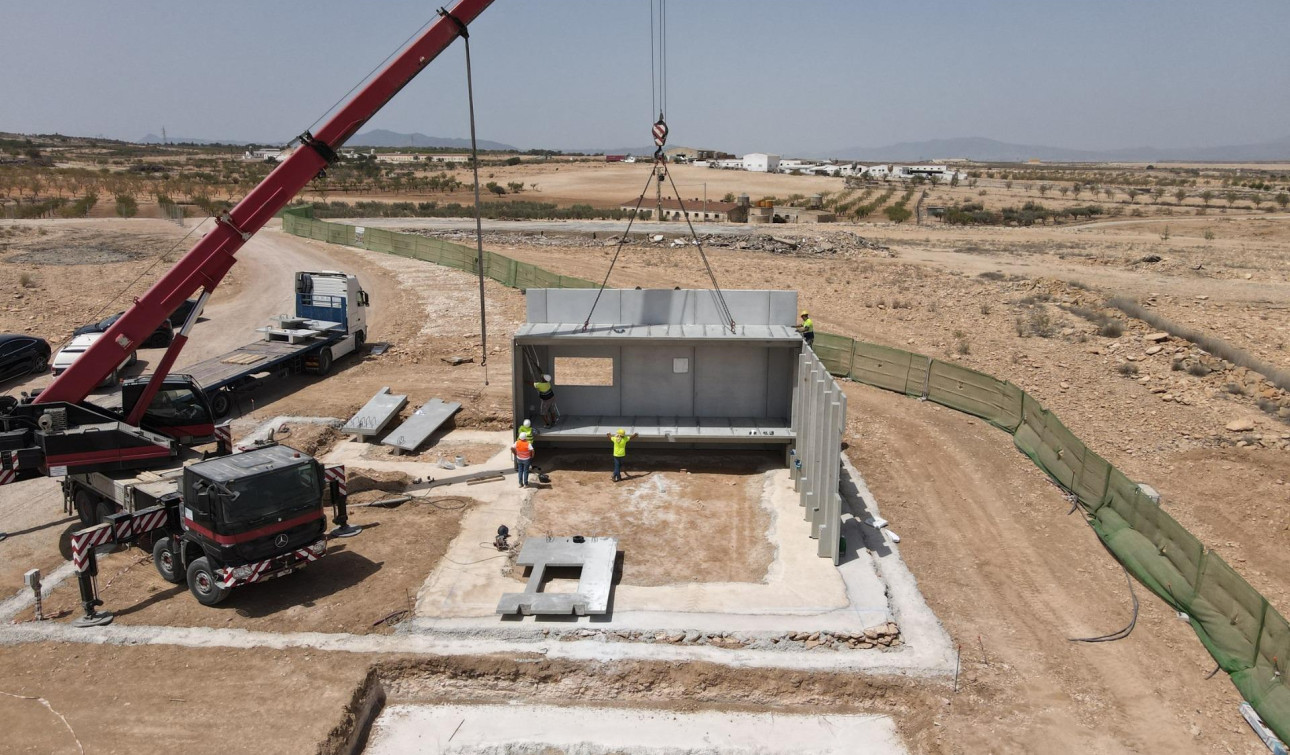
[555,357,614,386]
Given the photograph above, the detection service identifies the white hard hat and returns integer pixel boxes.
[543,374,551,381]
[522,419,531,427]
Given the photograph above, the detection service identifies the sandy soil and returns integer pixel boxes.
[16,494,474,635]
[520,451,777,587]
[2,161,1289,752]
[845,384,1261,753]
[0,643,371,755]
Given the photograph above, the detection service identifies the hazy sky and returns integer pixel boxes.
[3,0,1288,155]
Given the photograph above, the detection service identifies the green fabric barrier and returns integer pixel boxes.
[850,341,919,395]
[813,333,854,377]
[1192,554,1265,672]
[1232,608,1290,737]
[925,360,1024,432]
[1073,449,1113,510]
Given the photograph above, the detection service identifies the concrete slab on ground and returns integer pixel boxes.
[410,453,890,634]
[381,398,461,452]
[365,703,907,754]
[342,387,407,437]
[498,536,617,616]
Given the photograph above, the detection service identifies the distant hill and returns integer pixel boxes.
[825,135,1290,163]
[347,129,515,151]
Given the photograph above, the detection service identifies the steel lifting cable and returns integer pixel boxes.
[583,0,737,331]
[439,7,489,385]
[581,169,659,332]
[663,169,736,330]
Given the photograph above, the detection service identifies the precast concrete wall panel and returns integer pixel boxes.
[526,289,798,327]
[793,348,846,565]
[621,345,695,416]
[766,347,795,419]
[695,345,768,417]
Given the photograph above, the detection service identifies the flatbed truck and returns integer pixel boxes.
[179,270,368,418]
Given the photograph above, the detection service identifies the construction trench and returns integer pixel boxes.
[0,288,953,754]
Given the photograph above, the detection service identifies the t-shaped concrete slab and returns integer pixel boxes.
[497,536,618,616]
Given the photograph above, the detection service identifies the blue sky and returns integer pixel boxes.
[3,0,1287,154]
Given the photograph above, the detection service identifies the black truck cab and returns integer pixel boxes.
[162,444,328,605]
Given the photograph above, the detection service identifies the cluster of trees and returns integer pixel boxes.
[882,188,917,223]
[309,200,631,221]
[942,201,1107,226]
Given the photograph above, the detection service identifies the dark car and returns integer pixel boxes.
[168,298,200,327]
[74,312,173,349]
[0,334,51,382]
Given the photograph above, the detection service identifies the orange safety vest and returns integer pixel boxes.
[514,439,533,460]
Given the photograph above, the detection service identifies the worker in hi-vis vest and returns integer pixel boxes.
[606,428,638,482]
[796,311,815,347]
[512,436,534,488]
[534,373,557,427]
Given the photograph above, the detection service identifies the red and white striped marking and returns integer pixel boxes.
[324,465,346,496]
[70,524,114,572]
[132,506,169,537]
[217,540,326,588]
[214,423,232,448]
[0,469,14,486]
[652,120,668,147]
[218,560,272,589]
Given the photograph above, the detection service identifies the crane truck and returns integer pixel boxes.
[0,0,496,615]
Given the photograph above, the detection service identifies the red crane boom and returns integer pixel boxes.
[37,0,495,406]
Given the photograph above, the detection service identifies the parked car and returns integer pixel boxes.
[53,334,137,388]
[74,313,173,349]
[168,298,201,327]
[0,334,52,382]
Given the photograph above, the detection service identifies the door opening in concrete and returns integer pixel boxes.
[554,356,614,386]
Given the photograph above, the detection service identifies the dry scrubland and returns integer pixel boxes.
[1,150,1289,753]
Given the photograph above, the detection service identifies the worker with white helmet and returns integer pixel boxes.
[517,418,534,442]
[605,427,639,482]
[533,373,558,427]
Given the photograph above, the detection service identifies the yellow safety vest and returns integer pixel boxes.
[611,435,631,457]
[801,317,814,333]
[517,427,534,441]
[534,381,554,399]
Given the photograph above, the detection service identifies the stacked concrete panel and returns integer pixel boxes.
[792,348,847,565]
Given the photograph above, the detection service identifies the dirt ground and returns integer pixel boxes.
[519,451,777,587]
[0,643,371,755]
[15,494,475,635]
[846,384,1263,753]
[3,162,1290,752]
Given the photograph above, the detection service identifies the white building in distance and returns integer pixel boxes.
[742,153,781,173]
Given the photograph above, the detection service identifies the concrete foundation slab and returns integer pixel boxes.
[342,387,408,437]
[498,536,618,616]
[381,398,461,452]
[365,703,906,754]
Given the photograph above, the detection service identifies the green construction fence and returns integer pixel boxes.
[282,205,1289,742]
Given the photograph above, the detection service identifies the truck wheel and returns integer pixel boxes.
[313,348,333,376]
[355,331,366,352]
[186,557,230,606]
[94,500,117,526]
[73,488,98,526]
[152,537,184,584]
[209,391,231,419]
